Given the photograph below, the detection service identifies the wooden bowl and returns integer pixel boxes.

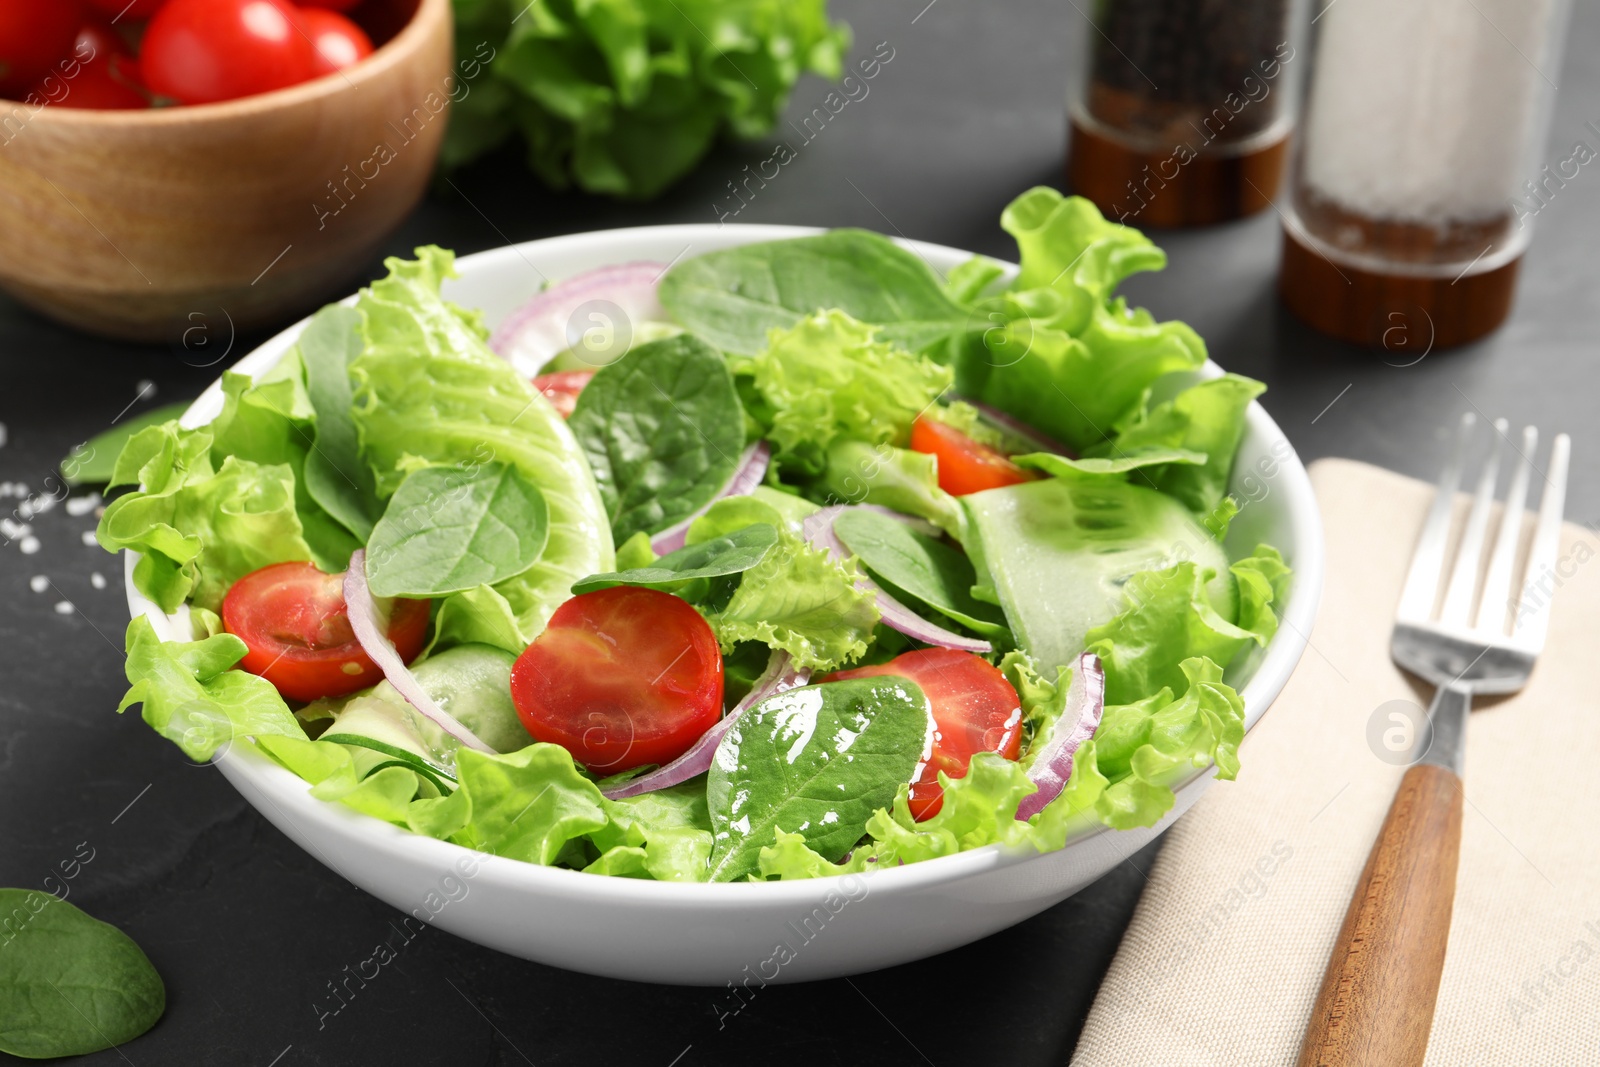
[0,0,453,343]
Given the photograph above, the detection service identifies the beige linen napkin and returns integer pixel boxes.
[1071,458,1600,1066]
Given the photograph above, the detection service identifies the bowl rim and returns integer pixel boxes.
[125,221,1325,904]
[6,0,448,127]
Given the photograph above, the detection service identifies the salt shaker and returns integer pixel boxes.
[1278,0,1573,350]
[1067,0,1310,227]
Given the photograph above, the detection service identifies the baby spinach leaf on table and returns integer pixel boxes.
[365,462,550,598]
[299,305,384,540]
[706,678,927,882]
[568,334,745,543]
[0,889,165,1059]
[59,402,192,486]
[658,230,971,357]
[832,508,1010,640]
[571,523,779,594]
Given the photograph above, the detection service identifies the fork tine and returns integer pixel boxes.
[1474,425,1537,633]
[1512,433,1571,649]
[1397,412,1476,622]
[1439,417,1508,625]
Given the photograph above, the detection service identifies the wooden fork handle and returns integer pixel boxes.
[1297,762,1464,1067]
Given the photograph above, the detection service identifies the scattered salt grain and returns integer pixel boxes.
[0,518,28,540]
[66,493,101,517]
[20,536,40,554]
[54,601,73,615]
[29,576,47,593]
[81,530,98,546]
[91,572,106,590]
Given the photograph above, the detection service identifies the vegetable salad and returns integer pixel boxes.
[104,188,1290,883]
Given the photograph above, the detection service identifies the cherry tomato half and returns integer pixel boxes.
[35,19,147,109]
[222,561,430,704]
[0,0,84,99]
[510,587,723,773]
[911,415,1040,497]
[86,0,168,19]
[141,0,312,105]
[300,7,371,77]
[826,648,1022,820]
[532,370,595,420]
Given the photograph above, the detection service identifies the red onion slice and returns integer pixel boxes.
[489,262,668,378]
[601,651,809,800]
[801,506,992,654]
[343,550,495,755]
[649,440,772,555]
[953,396,1073,457]
[1015,652,1106,821]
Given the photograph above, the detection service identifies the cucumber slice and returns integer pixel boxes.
[963,478,1235,672]
[320,644,532,775]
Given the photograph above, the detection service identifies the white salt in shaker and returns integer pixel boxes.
[1278,0,1573,350]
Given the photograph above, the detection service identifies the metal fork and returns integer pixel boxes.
[1298,413,1571,1067]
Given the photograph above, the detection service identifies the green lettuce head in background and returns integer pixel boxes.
[448,0,851,199]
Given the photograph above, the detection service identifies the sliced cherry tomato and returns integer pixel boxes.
[510,587,723,773]
[35,19,147,109]
[300,7,372,77]
[222,561,430,704]
[532,370,595,420]
[911,415,1040,497]
[86,0,168,18]
[140,0,313,105]
[826,648,1022,820]
[0,0,84,99]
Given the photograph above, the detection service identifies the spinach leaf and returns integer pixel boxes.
[300,305,384,540]
[571,523,779,594]
[0,890,164,1059]
[568,334,745,543]
[707,678,926,882]
[659,231,971,357]
[59,402,192,486]
[832,508,1010,639]
[366,462,550,597]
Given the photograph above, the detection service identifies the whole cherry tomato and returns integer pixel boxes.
[33,18,147,109]
[0,0,85,99]
[300,7,372,78]
[86,0,169,19]
[140,0,313,105]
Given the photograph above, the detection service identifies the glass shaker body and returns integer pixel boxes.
[1279,0,1573,349]
[1066,0,1311,226]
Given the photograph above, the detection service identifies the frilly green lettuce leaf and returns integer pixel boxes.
[753,309,952,474]
[1085,545,1290,705]
[1091,374,1267,513]
[705,528,880,672]
[117,617,302,762]
[97,420,314,613]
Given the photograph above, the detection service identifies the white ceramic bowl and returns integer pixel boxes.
[124,224,1324,985]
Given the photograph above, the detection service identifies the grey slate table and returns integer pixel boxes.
[2,1,1595,1063]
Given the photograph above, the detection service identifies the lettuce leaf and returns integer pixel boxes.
[448,0,849,199]
[813,439,964,537]
[1092,374,1266,513]
[117,617,302,761]
[1086,545,1289,705]
[752,309,952,474]
[952,188,1206,454]
[351,247,613,639]
[97,421,314,613]
[704,527,879,671]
